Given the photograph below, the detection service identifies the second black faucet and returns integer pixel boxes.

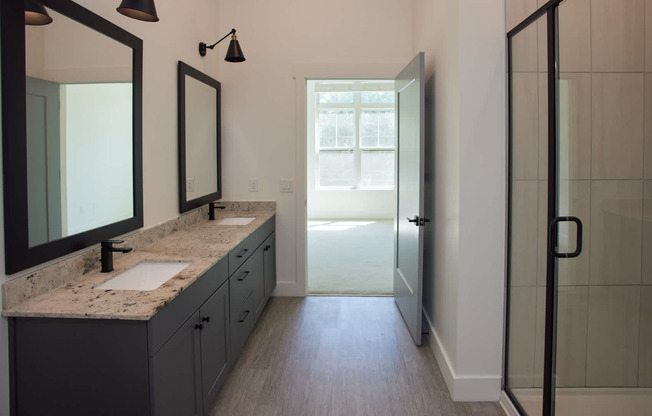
[208,202,225,220]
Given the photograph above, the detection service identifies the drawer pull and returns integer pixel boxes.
[195,323,203,330]
[263,245,271,251]
[238,310,250,323]
[201,316,210,323]
[236,248,249,258]
[237,271,250,281]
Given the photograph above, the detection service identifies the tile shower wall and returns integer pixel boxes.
[507,0,652,389]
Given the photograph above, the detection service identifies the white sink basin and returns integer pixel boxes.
[216,217,255,226]
[95,261,192,291]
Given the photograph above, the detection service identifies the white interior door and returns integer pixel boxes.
[393,53,426,346]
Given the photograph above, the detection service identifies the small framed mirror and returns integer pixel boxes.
[178,61,221,213]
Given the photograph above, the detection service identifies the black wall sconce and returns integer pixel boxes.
[199,28,245,62]
[117,0,159,22]
[24,0,52,25]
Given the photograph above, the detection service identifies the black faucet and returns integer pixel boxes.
[208,202,225,220]
[100,240,132,273]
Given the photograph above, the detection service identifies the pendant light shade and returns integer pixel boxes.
[25,0,53,25]
[117,0,159,22]
[225,35,245,63]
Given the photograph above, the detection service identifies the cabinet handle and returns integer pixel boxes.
[263,245,271,251]
[237,271,250,281]
[195,323,203,330]
[238,310,250,323]
[236,248,249,258]
[201,316,210,323]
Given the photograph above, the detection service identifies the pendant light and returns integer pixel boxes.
[25,0,53,25]
[117,0,159,22]
[199,28,246,62]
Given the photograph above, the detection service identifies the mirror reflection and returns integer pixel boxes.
[25,8,134,247]
[184,75,218,201]
[178,61,221,213]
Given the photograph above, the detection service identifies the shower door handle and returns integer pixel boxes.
[548,216,583,258]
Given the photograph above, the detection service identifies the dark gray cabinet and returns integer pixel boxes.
[198,282,230,410]
[228,227,275,361]
[11,318,151,416]
[9,216,275,416]
[150,311,202,416]
[150,281,230,416]
[11,259,230,416]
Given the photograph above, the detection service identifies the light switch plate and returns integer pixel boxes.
[280,179,293,193]
[249,178,259,192]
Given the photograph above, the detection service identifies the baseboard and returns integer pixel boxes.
[423,312,502,402]
[271,281,306,297]
[499,391,520,416]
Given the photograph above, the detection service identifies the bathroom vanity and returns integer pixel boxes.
[4,208,275,416]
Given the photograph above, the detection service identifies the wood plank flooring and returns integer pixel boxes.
[208,296,506,416]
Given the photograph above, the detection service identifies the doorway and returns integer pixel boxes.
[306,79,396,295]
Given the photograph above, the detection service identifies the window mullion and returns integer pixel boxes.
[354,92,361,189]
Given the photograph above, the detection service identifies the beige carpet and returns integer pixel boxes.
[307,219,394,295]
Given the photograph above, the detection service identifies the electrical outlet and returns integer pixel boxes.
[186,178,195,192]
[249,178,259,192]
[280,179,293,193]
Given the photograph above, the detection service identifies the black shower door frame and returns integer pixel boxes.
[504,1,564,415]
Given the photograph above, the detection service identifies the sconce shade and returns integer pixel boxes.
[25,0,53,25]
[225,37,245,62]
[117,0,159,22]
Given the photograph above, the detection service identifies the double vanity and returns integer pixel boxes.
[3,204,276,416]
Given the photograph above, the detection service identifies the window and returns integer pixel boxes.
[314,81,395,189]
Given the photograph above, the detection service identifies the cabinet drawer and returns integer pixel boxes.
[229,250,263,310]
[228,217,275,275]
[228,239,257,275]
[230,293,255,360]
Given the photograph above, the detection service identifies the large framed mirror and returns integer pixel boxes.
[1,0,143,274]
[178,61,221,213]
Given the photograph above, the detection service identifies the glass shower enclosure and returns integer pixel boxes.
[505,0,652,415]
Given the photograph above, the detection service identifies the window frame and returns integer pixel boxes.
[314,82,395,190]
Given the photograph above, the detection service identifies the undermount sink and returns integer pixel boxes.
[95,261,192,291]
[216,217,255,226]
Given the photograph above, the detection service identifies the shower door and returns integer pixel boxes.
[505,8,551,416]
[506,1,652,415]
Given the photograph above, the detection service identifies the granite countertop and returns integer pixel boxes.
[2,210,275,321]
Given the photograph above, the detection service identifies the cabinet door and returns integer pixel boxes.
[150,311,202,416]
[230,292,255,360]
[263,232,276,300]
[199,282,230,410]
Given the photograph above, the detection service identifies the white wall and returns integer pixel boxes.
[214,0,413,295]
[413,0,507,402]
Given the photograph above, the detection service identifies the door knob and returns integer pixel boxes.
[406,216,430,226]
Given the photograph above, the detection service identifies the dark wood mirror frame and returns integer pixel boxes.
[177,61,221,214]
[0,0,143,275]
